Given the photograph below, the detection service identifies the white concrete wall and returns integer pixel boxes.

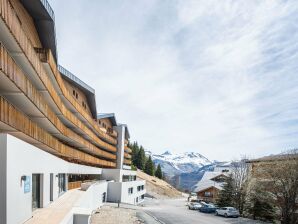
[61,181,108,224]
[120,180,146,204]
[0,134,7,224]
[107,180,146,204]
[75,181,108,209]
[106,182,122,203]
[0,134,102,224]
[101,169,137,182]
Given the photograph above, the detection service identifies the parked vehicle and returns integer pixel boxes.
[199,204,217,213]
[215,207,240,218]
[188,202,202,210]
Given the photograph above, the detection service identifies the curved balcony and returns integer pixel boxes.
[0,44,116,161]
[0,96,116,168]
[124,159,132,165]
[36,48,118,146]
[125,146,132,154]
[124,153,132,159]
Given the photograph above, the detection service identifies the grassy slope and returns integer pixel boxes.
[137,169,183,199]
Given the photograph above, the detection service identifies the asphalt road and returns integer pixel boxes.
[141,198,268,224]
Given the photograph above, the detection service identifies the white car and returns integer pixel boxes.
[188,202,202,210]
[215,207,240,218]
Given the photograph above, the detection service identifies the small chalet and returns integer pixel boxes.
[193,172,228,203]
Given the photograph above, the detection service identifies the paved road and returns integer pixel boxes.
[141,198,268,224]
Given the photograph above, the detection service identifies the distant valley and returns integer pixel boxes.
[146,150,229,191]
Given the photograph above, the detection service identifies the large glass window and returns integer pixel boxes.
[58,174,66,195]
[123,175,137,182]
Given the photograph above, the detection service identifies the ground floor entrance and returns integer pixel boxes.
[32,174,41,210]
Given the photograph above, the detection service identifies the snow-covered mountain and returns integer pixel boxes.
[146,150,212,176]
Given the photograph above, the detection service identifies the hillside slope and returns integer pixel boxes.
[137,170,183,199]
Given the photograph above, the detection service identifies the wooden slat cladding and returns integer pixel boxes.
[0,44,116,161]
[68,181,82,190]
[124,153,131,159]
[124,146,132,154]
[38,49,118,144]
[124,159,131,165]
[0,1,117,153]
[9,0,42,48]
[0,96,116,167]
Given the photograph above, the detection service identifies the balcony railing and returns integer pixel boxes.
[124,159,132,165]
[0,96,116,168]
[68,181,82,190]
[0,44,116,161]
[125,146,132,153]
[36,48,118,146]
[124,153,132,159]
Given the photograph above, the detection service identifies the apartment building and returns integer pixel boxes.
[0,1,145,223]
[97,114,146,205]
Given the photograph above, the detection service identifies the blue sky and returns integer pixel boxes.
[48,0,298,160]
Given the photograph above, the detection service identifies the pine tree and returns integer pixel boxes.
[216,175,234,207]
[136,146,146,170]
[155,164,163,179]
[145,156,155,176]
[131,141,139,167]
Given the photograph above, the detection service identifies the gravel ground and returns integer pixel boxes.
[90,206,145,224]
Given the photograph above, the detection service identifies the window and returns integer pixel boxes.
[128,187,133,195]
[137,185,144,191]
[123,175,137,182]
[98,120,101,125]
[204,191,212,197]
[75,93,78,99]
[73,90,75,96]
[82,101,87,109]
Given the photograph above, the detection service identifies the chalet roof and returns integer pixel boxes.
[58,65,97,119]
[193,171,228,193]
[201,172,228,181]
[194,180,223,193]
[97,113,117,126]
[20,0,58,62]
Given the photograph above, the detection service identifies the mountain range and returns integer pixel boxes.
[146,150,212,176]
[146,150,227,191]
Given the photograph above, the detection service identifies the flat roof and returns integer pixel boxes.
[58,65,97,119]
[97,113,117,126]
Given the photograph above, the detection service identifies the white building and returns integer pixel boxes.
[0,0,145,223]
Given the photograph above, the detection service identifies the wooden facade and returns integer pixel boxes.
[0,0,132,168]
[197,186,220,203]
